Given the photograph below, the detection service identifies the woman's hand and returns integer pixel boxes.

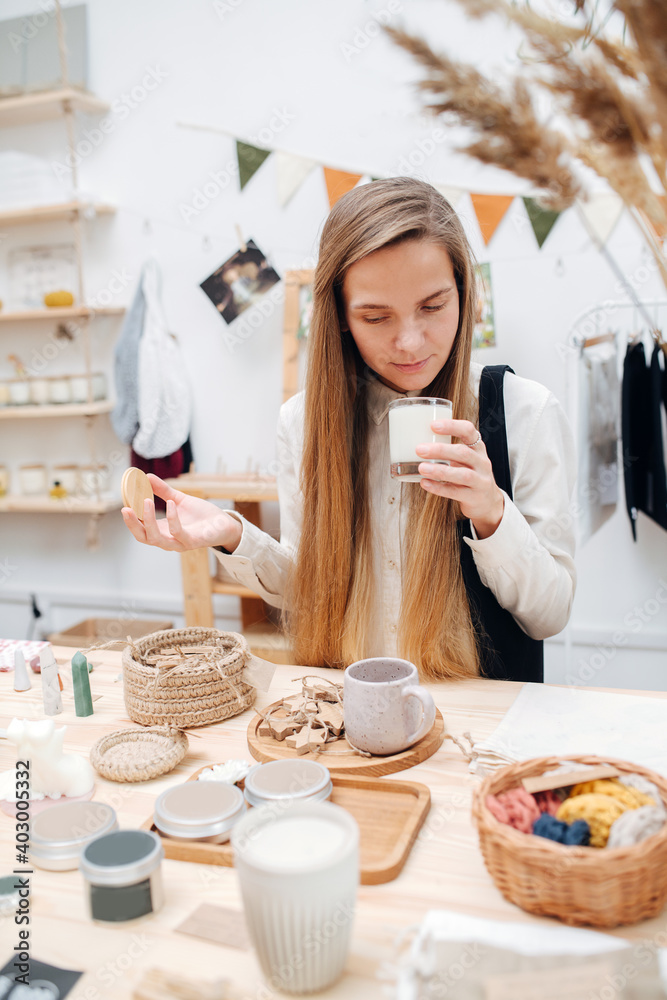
[415,419,505,539]
[121,474,243,552]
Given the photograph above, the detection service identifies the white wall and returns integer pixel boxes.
[1,0,666,688]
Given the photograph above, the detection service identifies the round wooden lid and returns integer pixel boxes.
[121,468,154,521]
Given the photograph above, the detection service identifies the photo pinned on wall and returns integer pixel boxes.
[297,283,313,340]
[473,262,496,350]
[199,239,281,325]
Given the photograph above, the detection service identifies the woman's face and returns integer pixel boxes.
[341,240,460,393]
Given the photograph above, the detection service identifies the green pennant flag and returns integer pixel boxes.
[523,197,561,248]
[236,141,271,190]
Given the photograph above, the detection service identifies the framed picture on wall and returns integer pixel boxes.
[283,269,314,402]
[473,262,496,350]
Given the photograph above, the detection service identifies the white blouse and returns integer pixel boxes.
[214,362,577,654]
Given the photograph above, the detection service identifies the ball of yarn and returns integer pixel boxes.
[534,789,562,816]
[486,787,540,833]
[532,813,591,846]
[533,813,569,842]
[563,819,591,846]
[607,805,667,849]
[557,794,625,848]
[618,774,666,813]
[569,778,654,811]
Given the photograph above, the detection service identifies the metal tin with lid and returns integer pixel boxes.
[244,759,333,809]
[153,780,246,843]
[30,801,118,871]
[79,829,164,922]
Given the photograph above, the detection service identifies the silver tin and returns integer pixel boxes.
[154,780,246,843]
[80,829,164,922]
[244,759,333,809]
[30,801,118,871]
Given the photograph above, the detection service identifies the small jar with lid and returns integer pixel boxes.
[79,829,164,922]
[154,780,246,843]
[244,759,333,809]
[30,801,118,871]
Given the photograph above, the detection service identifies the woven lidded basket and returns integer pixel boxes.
[122,627,256,729]
[472,754,667,928]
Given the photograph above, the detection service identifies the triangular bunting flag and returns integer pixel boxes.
[323,167,363,209]
[275,151,318,208]
[433,184,464,208]
[236,141,271,190]
[523,197,561,248]
[577,193,624,247]
[470,194,514,245]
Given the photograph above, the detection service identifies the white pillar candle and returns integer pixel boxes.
[40,648,63,716]
[0,719,94,801]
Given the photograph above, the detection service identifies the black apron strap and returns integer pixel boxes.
[459,365,544,682]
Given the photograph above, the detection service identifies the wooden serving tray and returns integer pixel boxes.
[246,705,445,775]
[141,765,431,885]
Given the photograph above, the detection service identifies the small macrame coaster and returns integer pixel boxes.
[90,726,189,782]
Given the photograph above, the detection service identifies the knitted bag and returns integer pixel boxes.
[122,627,256,729]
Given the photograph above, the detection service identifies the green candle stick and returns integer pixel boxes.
[71,651,94,717]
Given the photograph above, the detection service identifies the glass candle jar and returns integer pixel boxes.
[19,464,47,495]
[154,781,246,843]
[91,372,107,401]
[79,829,164,923]
[29,378,50,405]
[0,381,10,406]
[8,379,30,405]
[52,464,78,494]
[31,801,118,871]
[243,759,333,809]
[69,375,91,404]
[78,464,110,497]
[48,376,72,404]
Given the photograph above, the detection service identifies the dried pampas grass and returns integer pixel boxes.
[387,0,667,290]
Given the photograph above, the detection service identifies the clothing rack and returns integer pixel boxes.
[567,299,667,352]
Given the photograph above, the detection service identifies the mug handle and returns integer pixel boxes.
[402,686,436,746]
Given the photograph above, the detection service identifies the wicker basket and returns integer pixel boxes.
[122,627,256,729]
[472,754,667,928]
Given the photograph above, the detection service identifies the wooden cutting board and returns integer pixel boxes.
[141,766,431,885]
[246,704,445,775]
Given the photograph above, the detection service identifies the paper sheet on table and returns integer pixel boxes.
[392,910,667,999]
[470,683,667,777]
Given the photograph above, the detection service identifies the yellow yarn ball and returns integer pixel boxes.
[43,290,74,308]
[570,779,654,810]
[557,794,625,848]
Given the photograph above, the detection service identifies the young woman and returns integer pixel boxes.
[122,177,576,682]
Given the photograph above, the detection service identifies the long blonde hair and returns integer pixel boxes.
[285,177,480,679]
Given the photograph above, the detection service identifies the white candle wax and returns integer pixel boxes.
[245,815,347,870]
[389,400,452,481]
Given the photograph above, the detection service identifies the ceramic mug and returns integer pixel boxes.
[343,657,436,755]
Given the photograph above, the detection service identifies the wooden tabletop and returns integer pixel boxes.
[2,651,666,999]
[163,473,278,502]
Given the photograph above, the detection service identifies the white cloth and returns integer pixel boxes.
[575,340,619,545]
[214,362,577,652]
[470,683,667,777]
[392,909,667,999]
[132,259,192,460]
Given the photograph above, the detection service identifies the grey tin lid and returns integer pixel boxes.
[153,780,246,840]
[80,829,163,886]
[244,759,332,809]
[30,801,118,870]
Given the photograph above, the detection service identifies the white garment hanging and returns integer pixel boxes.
[132,258,192,460]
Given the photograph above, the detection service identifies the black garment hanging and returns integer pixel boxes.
[459,365,544,683]
[621,341,667,537]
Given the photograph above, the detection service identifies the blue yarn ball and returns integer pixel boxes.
[563,819,591,846]
[533,813,568,842]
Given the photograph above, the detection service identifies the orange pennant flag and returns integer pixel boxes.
[323,167,363,209]
[470,193,514,245]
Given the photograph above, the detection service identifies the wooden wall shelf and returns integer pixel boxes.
[0,202,115,227]
[0,495,121,514]
[0,307,125,323]
[0,401,113,419]
[0,88,109,127]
